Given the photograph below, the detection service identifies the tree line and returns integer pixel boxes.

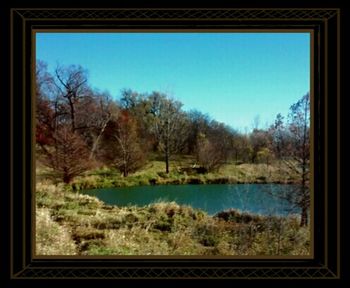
[36,61,310,226]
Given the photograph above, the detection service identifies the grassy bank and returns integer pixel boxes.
[35,158,300,191]
[36,181,309,256]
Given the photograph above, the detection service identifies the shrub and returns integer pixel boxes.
[192,219,223,247]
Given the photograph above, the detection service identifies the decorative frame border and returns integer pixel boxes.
[8,7,341,280]
[13,8,338,20]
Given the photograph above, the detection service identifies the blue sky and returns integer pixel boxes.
[36,32,310,132]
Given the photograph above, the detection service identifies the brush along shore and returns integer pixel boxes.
[36,182,309,256]
[37,159,300,191]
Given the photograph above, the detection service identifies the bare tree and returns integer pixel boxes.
[270,113,287,160]
[252,114,260,130]
[50,65,115,162]
[102,110,145,177]
[196,133,225,172]
[118,89,154,153]
[35,61,57,147]
[36,63,100,182]
[249,129,271,164]
[53,65,90,132]
[186,110,211,155]
[74,92,115,160]
[286,93,310,226]
[148,92,189,173]
[119,88,141,110]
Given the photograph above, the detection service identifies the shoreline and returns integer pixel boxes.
[71,174,299,191]
[36,182,309,256]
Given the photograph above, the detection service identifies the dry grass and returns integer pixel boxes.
[36,208,77,255]
[35,182,310,256]
[64,158,301,191]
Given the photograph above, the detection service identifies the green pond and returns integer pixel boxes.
[81,184,301,216]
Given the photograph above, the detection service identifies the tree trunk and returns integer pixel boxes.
[68,96,76,132]
[300,205,308,227]
[89,116,110,160]
[123,166,128,177]
[63,173,72,184]
[123,152,128,177]
[165,149,169,174]
[165,134,170,174]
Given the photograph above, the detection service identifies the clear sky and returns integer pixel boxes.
[36,32,310,132]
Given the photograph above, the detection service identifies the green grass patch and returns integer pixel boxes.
[62,157,301,191]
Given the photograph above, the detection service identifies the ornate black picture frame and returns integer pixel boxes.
[3,2,344,286]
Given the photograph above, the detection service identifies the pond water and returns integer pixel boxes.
[81,184,301,216]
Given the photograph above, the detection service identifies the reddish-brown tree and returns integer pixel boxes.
[41,125,91,183]
[102,110,144,177]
